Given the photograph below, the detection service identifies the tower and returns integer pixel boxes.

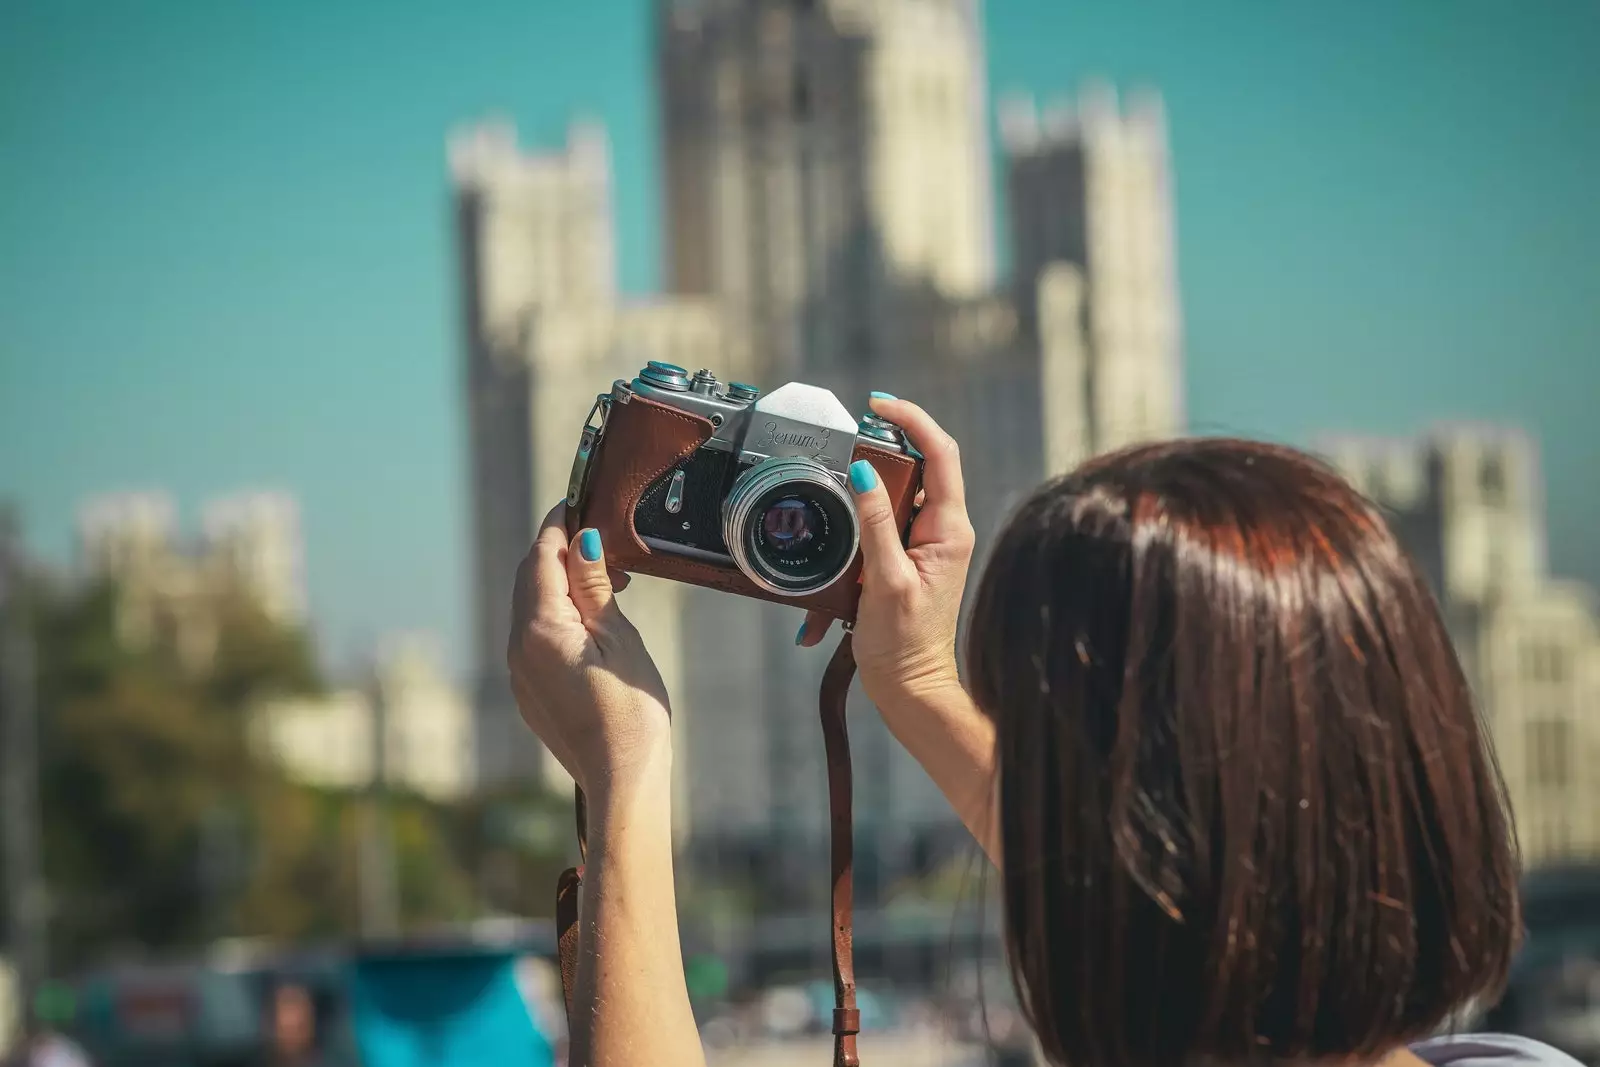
[655,0,1001,898]
[452,119,620,787]
[451,4,1192,904]
[658,0,995,377]
[451,119,732,803]
[652,11,1191,899]
[1002,85,1185,470]
[1322,426,1600,868]
[201,491,306,622]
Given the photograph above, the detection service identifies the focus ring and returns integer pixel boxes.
[722,458,860,597]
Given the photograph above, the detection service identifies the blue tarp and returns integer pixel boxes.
[347,952,554,1067]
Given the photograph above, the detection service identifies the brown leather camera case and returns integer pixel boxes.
[568,390,921,623]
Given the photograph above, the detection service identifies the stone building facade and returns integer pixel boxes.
[454,0,1185,897]
[1323,426,1600,867]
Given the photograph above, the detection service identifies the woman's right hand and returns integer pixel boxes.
[799,395,1000,861]
[797,395,975,710]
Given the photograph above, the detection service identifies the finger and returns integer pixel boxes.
[531,504,575,610]
[867,395,972,553]
[795,609,834,649]
[847,457,918,593]
[512,504,578,641]
[566,527,618,628]
[867,395,965,514]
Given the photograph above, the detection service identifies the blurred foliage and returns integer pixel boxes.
[451,785,578,919]
[887,850,991,908]
[24,574,562,970]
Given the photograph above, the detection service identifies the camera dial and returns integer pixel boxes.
[857,413,901,446]
[640,361,691,391]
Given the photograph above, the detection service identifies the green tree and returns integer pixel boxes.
[34,579,331,964]
[31,573,567,967]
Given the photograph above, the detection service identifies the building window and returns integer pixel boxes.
[1522,640,1570,685]
[1479,455,1506,503]
[793,71,810,120]
[1527,719,1572,788]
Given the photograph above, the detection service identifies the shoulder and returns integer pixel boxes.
[1411,1032,1586,1067]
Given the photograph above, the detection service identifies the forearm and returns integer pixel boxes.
[571,753,705,1067]
[875,681,1000,864]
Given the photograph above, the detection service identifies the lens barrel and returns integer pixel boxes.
[722,458,860,596]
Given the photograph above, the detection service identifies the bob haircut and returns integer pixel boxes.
[968,438,1520,1067]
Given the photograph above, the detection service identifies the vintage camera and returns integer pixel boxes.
[565,362,924,620]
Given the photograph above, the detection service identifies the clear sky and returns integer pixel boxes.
[3,0,1597,677]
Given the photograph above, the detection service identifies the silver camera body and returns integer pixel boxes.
[572,361,913,597]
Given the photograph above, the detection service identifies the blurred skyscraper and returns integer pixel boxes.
[454,0,1184,901]
[1001,87,1185,463]
[659,0,996,377]
[1324,427,1600,867]
[451,118,746,830]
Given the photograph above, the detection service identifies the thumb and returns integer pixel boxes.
[848,459,916,593]
[566,527,618,628]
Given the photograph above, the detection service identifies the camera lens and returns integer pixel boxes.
[723,458,859,596]
[760,497,821,553]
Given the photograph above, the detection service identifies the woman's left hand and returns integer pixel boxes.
[507,503,672,796]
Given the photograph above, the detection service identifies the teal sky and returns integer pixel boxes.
[3,1,1597,676]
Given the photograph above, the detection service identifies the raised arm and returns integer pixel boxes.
[798,396,1000,864]
[509,509,705,1067]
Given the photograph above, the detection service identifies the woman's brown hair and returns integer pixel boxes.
[968,438,1520,1067]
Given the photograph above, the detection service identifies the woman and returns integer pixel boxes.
[509,396,1573,1067]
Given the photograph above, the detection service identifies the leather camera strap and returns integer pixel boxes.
[555,633,862,1066]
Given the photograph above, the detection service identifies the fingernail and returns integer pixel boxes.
[579,528,603,562]
[869,391,896,401]
[795,621,807,646]
[848,460,878,494]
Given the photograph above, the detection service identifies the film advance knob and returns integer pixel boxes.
[640,361,691,391]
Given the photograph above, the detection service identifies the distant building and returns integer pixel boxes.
[77,489,306,671]
[659,0,996,376]
[250,633,475,801]
[374,633,476,801]
[453,0,1186,899]
[1001,86,1185,466]
[656,0,1185,895]
[250,689,373,792]
[201,492,305,623]
[451,120,733,832]
[78,491,179,579]
[1323,426,1600,867]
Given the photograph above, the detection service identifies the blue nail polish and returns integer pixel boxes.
[579,528,603,562]
[869,391,897,401]
[795,621,808,645]
[848,460,878,494]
